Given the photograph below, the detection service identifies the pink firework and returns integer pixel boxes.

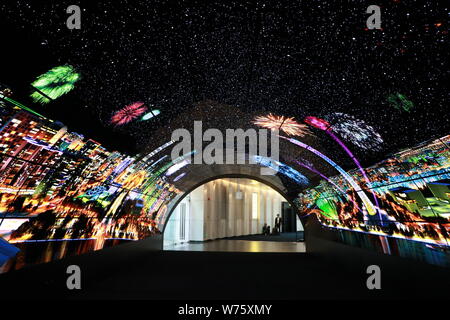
[253,113,312,136]
[110,102,147,125]
[304,116,331,131]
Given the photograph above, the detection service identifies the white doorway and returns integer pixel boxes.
[164,197,190,247]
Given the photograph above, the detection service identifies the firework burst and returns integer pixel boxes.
[111,102,147,125]
[253,113,312,136]
[30,65,80,104]
[324,113,383,151]
[387,93,414,112]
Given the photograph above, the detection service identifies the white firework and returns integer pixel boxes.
[325,113,383,150]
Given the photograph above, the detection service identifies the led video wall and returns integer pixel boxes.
[1,93,449,272]
[295,135,450,249]
[0,99,183,272]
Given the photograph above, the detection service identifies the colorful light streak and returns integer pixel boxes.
[149,155,168,170]
[173,172,187,182]
[253,155,309,186]
[295,160,362,214]
[304,116,380,216]
[140,141,175,163]
[295,161,344,195]
[280,135,376,216]
[0,95,47,119]
[22,136,63,153]
[165,159,190,176]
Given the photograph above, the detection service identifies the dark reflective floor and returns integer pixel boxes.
[1,237,449,300]
[164,239,306,253]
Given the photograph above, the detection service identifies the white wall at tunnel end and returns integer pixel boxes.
[164,178,303,246]
[189,185,205,241]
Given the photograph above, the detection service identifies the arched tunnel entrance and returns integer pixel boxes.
[162,176,305,252]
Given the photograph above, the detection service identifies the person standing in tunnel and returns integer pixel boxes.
[274,214,282,234]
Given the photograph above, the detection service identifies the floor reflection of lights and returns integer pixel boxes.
[164,239,306,253]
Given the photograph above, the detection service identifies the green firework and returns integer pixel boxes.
[30,65,80,104]
[387,93,414,112]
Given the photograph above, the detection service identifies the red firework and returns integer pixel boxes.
[110,102,147,125]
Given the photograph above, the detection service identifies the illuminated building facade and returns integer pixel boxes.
[0,97,181,272]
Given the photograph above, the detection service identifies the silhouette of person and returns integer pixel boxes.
[262,223,268,235]
[274,214,282,234]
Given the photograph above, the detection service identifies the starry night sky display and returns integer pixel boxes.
[0,0,448,168]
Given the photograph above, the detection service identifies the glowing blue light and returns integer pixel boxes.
[166,159,190,176]
[173,172,187,182]
[142,109,161,120]
[253,155,309,186]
